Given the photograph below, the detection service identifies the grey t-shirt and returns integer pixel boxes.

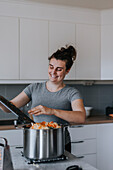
[24,82,82,144]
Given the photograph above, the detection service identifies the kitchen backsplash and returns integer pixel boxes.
[0,83,113,120]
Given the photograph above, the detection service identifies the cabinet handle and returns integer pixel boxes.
[76,155,84,159]
[72,141,84,143]
[70,125,84,128]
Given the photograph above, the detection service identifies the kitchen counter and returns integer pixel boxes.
[10,146,98,170]
[1,115,113,130]
[85,115,113,124]
[70,115,113,126]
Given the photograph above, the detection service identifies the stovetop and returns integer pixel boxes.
[10,147,98,170]
[21,151,68,164]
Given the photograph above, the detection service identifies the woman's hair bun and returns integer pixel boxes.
[48,45,77,70]
[66,45,77,61]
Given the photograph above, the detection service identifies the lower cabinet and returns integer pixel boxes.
[0,129,23,146]
[96,123,113,170]
[69,123,113,170]
[78,154,96,167]
[68,125,97,168]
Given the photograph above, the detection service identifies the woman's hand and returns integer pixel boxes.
[28,105,53,116]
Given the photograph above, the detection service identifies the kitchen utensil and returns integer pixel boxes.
[0,137,14,170]
[0,95,35,125]
[0,95,66,160]
[85,106,93,117]
[24,126,65,160]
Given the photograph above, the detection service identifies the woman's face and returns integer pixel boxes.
[48,58,69,83]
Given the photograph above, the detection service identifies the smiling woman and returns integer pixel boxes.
[48,59,66,84]
[0,45,86,152]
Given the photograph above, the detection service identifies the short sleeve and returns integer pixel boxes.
[23,83,34,100]
[68,87,82,102]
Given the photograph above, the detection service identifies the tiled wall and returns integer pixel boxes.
[72,84,113,115]
[0,83,113,119]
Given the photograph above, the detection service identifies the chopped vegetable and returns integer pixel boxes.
[30,121,61,129]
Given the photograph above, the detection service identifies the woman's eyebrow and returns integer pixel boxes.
[49,64,63,69]
[49,64,53,66]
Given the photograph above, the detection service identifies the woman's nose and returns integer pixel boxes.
[52,69,56,74]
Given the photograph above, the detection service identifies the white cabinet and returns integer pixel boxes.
[101,25,113,80]
[75,24,101,80]
[49,21,76,80]
[69,125,97,168]
[20,18,49,79]
[0,129,23,146]
[69,123,113,170]
[0,17,19,79]
[0,17,102,81]
[97,123,113,170]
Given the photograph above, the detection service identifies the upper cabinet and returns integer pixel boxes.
[101,25,113,80]
[0,17,19,79]
[75,24,101,80]
[20,18,49,79]
[19,21,102,81]
[49,21,76,80]
[1,3,110,82]
[0,17,101,81]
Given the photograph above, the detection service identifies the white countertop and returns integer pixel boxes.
[10,146,98,170]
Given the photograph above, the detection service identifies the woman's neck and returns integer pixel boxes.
[46,81,65,92]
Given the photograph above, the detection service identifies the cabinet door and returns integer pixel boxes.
[69,125,97,168]
[76,154,96,168]
[75,24,101,80]
[71,139,96,155]
[20,18,48,79]
[101,25,113,79]
[69,125,97,142]
[49,21,76,80]
[97,124,113,170]
[0,17,19,79]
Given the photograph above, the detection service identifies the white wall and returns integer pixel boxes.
[101,8,113,25]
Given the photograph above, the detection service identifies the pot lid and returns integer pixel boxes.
[0,96,35,125]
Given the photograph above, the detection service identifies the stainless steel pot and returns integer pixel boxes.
[23,126,65,160]
[0,96,66,160]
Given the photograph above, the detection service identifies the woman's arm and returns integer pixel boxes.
[0,91,30,113]
[53,99,86,123]
[28,99,86,123]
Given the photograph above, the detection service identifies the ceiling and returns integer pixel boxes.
[30,0,113,10]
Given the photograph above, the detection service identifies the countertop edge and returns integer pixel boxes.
[1,115,113,130]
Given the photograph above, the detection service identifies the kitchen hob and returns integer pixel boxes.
[21,153,68,164]
[10,146,99,170]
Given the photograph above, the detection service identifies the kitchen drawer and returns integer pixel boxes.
[71,139,96,155]
[76,153,97,168]
[69,125,96,142]
[0,129,23,146]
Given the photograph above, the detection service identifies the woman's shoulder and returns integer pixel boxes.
[30,82,45,87]
[65,84,79,93]
[64,85,82,101]
[25,82,45,91]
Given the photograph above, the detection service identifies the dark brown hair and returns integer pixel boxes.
[48,45,77,71]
